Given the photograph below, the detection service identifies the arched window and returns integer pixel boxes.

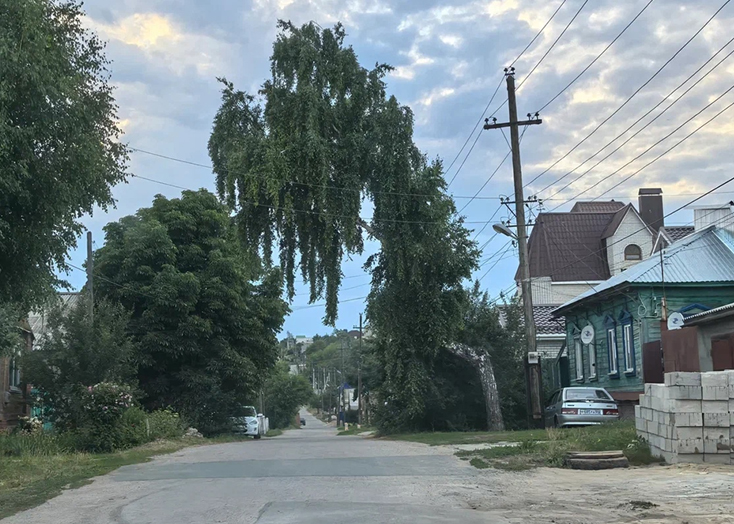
[624,244,642,261]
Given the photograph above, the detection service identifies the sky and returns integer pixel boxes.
[64,0,734,337]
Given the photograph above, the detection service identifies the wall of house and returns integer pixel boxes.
[537,337,564,359]
[528,278,599,305]
[607,210,654,275]
[695,317,734,371]
[564,285,734,396]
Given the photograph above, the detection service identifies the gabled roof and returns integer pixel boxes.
[664,226,695,242]
[570,201,625,213]
[522,212,614,282]
[601,203,653,239]
[554,227,734,315]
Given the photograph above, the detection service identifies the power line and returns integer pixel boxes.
[130,147,494,201]
[534,34,734,196]
[489,0,590,119]
[447,127,486,187]
[550,86,734,208]
[447,0,569,186]
[524,0,731,188]
[478,243,515,282]
[130,173,492,225]
[535,0,655,113]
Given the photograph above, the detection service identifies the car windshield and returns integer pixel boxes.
[237,407,257,417]
[565,389,612,401]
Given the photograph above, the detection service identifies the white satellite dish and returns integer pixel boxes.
[580,325,595,345]
[667,312,685,330]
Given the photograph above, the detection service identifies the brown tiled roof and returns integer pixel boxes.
[570,201,625,213]
[521,212,613,282]
[665,226,694,242]
[498,304,566,335]
[601,204,632,239]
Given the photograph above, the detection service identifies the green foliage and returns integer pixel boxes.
[459,285,529,429]
[210,22,479,431]
[147,408,185,440]
[94,190,288,434]
[22,296,136,429]
[0,431,76,457]
[0,304,22,356]
[0,0,128,308]
[262,362,312,429]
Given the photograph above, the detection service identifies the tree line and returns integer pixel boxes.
[1,2,529,439]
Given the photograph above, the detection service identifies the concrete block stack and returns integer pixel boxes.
[635,371,734,464]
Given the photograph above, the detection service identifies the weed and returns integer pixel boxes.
[469,457,490,469]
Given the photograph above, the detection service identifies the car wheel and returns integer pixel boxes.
[254,434,261,440]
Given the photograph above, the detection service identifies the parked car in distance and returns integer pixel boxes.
[231,405,261,439]
[544,387,619,428]
[300,417,306,426]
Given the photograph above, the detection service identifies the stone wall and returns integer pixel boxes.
[636,371,734,464]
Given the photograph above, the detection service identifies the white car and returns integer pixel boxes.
[231,405,261,439]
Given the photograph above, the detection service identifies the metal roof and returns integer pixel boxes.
[685,301,734,324]
[498,304,566,335]
[554,226,734,314]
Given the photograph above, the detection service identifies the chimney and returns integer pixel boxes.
[638,188,664,232]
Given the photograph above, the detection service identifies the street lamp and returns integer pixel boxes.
[492,222,517,239]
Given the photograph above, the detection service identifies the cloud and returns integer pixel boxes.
[65,0,734,334]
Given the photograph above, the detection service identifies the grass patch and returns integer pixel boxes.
[0,434,256,519]
[388,428,547,446]
[265,428,283,437]
[337,426,374,436]
[446,422,661,471]
[469,457,490,469]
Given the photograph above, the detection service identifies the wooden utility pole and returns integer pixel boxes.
[86,231,94,323]
[484,67,543,421]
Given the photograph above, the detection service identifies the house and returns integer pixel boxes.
[683,302,734,370]
[0,292,81,429]
[0,320,33,430]
[553,213,734,412]
[519,188,664,360]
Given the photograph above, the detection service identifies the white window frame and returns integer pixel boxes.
[587,342,597,380]
[574,337,584,382]
[623,323,635,373]
[607,328,619,375]
[8,356,21,390]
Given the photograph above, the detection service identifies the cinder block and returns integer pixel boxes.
[701,371,729,388]
[672,400,702,413]
[676,438,704,454]
[702,386,729,401]
[634,404,641,418]
[675,412,703,427]
[645,383,653,396]
[635,417,646,431]
[675,426,703,440]
[649,444,675,463]
[641,407,654,421]
[704,413,730,428]
[640,395,651,409]
[702,400,729,413]
[703,427,731,454]
[636,429,649,441]
[726,370,734,398]
[667,385,702,400]
[703,453,731,465]
[666,372,701,387]
[648,383,668,398]
[677,453,705,463]
[659,424,674,440]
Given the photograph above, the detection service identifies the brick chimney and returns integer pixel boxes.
[638,188,664,232]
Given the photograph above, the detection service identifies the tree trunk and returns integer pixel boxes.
[451,344,505,431]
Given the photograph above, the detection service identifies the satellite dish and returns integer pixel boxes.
[580,325,595,345]
[668,312,685,330]
[492,222,517,239]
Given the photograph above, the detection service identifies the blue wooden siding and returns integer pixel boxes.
[563,284,734,393]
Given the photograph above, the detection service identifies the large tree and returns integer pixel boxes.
[94,190,288,433]
[0,0,127,309]
[209,21,479,431]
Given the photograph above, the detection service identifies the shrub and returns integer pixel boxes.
[148,408,185,440]
[119,407,149,448]
[0,430,75,457]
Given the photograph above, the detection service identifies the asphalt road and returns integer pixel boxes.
[3,409,508,524]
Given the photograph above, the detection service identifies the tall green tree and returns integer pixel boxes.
[94,190,288,433]
[0,0,128,309]
[209,21,479,432]
[261,362,312,429]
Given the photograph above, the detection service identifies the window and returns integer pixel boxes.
[607,327,619,376]
[8,357,21,390]
[624,244,642,261]
[623,323,635,373]
[564,389,614,401]
[574,338,584,381]
[588,342,597,380]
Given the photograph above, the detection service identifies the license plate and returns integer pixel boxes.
[580,409,602,415]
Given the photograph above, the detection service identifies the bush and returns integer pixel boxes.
[0,431,75,457]
[119,407,150,448]
[148,408,185,440]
